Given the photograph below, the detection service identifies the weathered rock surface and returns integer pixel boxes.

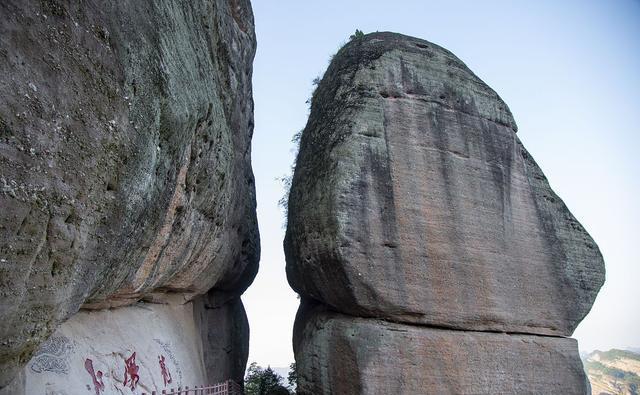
[0,298,247,394]
[0,0,258,387]
[285,32,604,394]
[193,295,249,386]
[284,32,605,336]
[294,303,590,395]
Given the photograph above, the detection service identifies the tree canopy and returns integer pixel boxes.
[244,362,292,395]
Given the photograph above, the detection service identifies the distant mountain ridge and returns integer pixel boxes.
[584,348,640,395]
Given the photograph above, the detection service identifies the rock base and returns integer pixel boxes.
[294,306,589,395]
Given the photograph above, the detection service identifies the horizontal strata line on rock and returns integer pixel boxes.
[321,307,570,339]
[379,92,516,132]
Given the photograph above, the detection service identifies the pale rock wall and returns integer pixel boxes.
[1,299,247,395]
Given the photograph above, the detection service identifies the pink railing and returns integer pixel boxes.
[141,380,243,395]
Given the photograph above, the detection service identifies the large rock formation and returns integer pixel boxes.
[0,0,258,390]
[294,302,588,394]
[285,32,605,393]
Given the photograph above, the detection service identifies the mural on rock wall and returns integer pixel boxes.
[25,335,192,394]
[154,338,183,384]
[29,336,75,375]
[13,303,210,394]
[158,355,172,387]
[29,341,183,394]
[82,348,181,394]
[84,359,105,395]
[123,352,140,390]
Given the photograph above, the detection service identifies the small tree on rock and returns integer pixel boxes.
[350,29,365,40]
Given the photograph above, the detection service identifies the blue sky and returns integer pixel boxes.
[243,0,640,367]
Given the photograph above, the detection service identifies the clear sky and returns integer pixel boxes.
[242,0,640,368]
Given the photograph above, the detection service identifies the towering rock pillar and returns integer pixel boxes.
[285,32,605,394]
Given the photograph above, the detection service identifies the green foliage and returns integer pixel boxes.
[277,130,303,223]
[584,359,640,386]
[306,76,322,108]
[287,362,297,390]
[584,350,640,394]
[349,29,365,40]
[245,363,292,395]
[276,174,292,213]
[268,386,291,395]
[596,349,640,362]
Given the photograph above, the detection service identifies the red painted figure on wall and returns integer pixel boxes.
[158,355,172,387]
[123,352,140,390]
[84,358,105,395]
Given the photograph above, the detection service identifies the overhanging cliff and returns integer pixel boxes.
[0,0,259,392]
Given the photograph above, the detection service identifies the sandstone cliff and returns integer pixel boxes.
[285,32,605,394]
[0,0,258,390]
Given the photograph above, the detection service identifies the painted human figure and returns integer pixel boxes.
[84,358,105,395]
[158,355,172,387]
[123,352,140,390]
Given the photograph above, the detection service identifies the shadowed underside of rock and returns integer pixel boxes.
[285,32,605,336]
[193,294,250,385]
[0,0,258,387]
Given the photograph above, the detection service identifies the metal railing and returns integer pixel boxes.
[141,380,243,395]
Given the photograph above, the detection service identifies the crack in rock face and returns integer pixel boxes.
[0,0,259,389]
[285,32,604,394]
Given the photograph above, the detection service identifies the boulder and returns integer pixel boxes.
[285,32,605,337]
[0,0,258,387]
[294,303,590,395]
